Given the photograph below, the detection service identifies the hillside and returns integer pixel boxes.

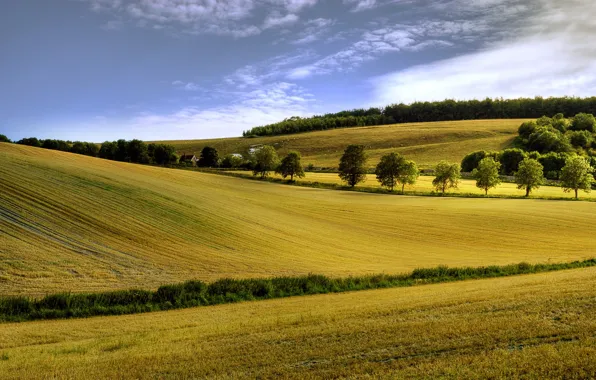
[158,119,524,168]
[1,267,595,378]
[1,142,594,295]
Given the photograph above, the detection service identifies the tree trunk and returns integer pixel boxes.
[525,186,530,197]
[485,188,488,195]
[291,173,294,181]
[575,188,578,199]
[402,183,405,194]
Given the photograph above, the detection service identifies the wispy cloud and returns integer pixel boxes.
[130,82,315,139]
[343,0,377,12]
[87,0,319,37]
[292,18,335,44]
[371,0,596,104]
[172,81,200,91]
[263,12,299,29]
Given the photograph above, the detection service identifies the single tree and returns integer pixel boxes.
[276,151,305,181]
[338,145,368,187]
[432,161,461,194]
[0,134,11,143]
[253,145,279,179]
[198,146,219,167]
[221,154,244,168]
[473,157,501,195]
[397,160,419,193]
[375,152,406,191]
[560,156,594,199]
[515,158,544,196]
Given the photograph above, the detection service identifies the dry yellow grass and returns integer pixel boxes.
[157,119,524,168]
[241,171,596,199]
[0,267,594,378]
[1,142,595,295]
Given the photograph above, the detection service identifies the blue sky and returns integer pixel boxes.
[1,0,595,142]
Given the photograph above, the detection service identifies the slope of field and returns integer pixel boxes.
[1,267,595,378]
[231,171,596,199]
[159,119,524,168]
[1,142,594,295]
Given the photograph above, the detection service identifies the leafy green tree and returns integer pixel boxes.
[99,141,117,160]
[461,150,488,172]
[338,145,367,187]
[568,130,592,148]
[127,139,150,163]
[498,148,527,175]
[115,139,129,161]
[253,145,279,179]
[276,151,305,181]
[198,146,219,167]
[375,152,405,191]
[432,161,461,194]
[560,156,594,199]
[152,144,177,165]
[16,137,41,147]
[221,154,244,168]
[472,157,501,195]
[570,113,596,132]
[538,152,568,180]
[515,158,544,196]
[396,160,419,193]
[518,121,538,140]
[0,134,10,143]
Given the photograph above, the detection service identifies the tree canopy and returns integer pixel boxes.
[276,151,305,181]
[253,145,279,179]
[375,153,419,192]
[338,145,368,187]
[560,156,594,199]
[473,157,501,195]
[198,146,219,167]
[515,158,545,197]
[432,161,461,194]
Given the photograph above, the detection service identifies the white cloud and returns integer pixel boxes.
[172,81,200,91]
[263,12,299,29]
[86,0,319,37]
[129,82,315,139]
[292,18,335,44]
[343,0,377,12]
[371,0,596,104]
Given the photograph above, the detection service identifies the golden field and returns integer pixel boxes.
[233,171,596,199]
[1,142,595,295]
[0,267,595,378]
[157,119,524,168]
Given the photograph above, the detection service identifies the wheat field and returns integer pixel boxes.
[157,119,523,168]
[1,142,595,295]
[0,267,594,378]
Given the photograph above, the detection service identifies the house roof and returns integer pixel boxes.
[179,154,196,161]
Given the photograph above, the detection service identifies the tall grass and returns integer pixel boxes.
[1,259,594,323]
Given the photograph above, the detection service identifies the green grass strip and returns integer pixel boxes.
[1,259,595,323]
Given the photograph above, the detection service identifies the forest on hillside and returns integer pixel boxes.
[243,96,596,137]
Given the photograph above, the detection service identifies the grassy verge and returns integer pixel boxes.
[199,169,594,201]
[1,259,594,323]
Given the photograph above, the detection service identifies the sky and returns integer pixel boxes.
[1,0,595,142]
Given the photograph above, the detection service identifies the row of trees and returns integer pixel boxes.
[4,135,181,166]
[247,144,593,199]
[243,96,596,137]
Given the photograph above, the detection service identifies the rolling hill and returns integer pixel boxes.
[1,142,594,296]
[157,119,525,168]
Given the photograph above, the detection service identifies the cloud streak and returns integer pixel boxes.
[371,0,596,104]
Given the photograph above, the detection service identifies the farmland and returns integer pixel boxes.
[227,170,596,199]
[0,268,595,378]
[157,119,524,168]
[1,142,595,296]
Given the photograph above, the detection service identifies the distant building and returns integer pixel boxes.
[179,154,199,165]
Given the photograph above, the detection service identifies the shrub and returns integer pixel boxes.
[570,113,596,132]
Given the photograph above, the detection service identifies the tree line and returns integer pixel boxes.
[236,143,593,199]
[3,136,181,166]
[243,96,596,137]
